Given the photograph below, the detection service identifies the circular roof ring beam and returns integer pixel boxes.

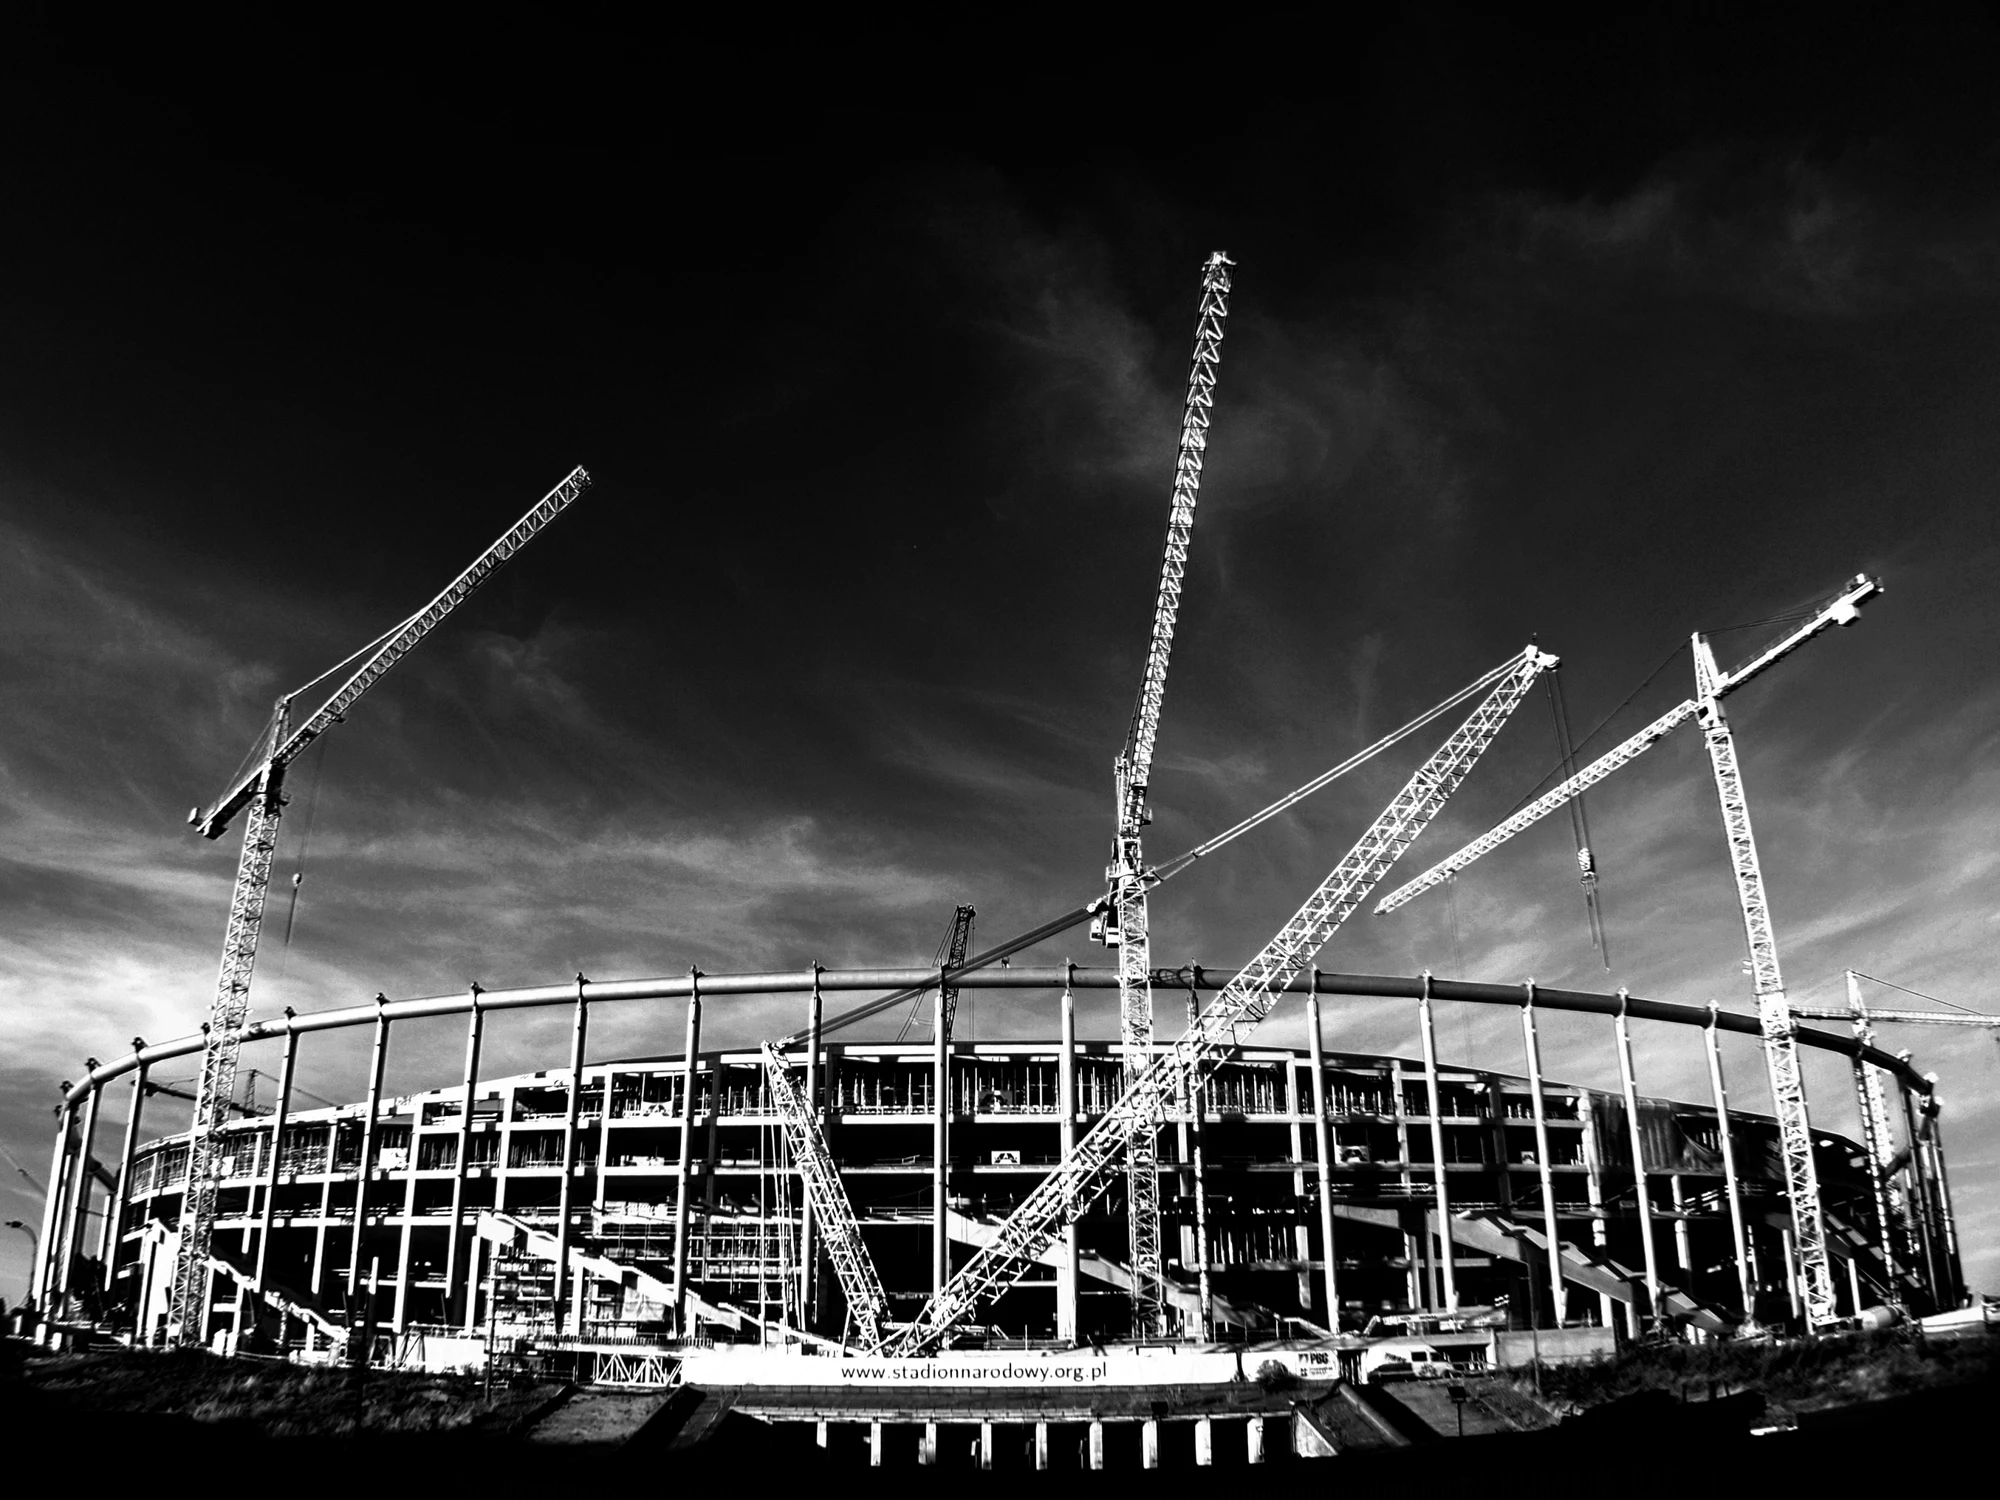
[61,965,1932,1104]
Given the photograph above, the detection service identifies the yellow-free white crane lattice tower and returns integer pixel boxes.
[1092,250,1233,1337]
[760,1043,892,1350]
[890,644,1556,1355]
[165,466,591,1345]
[1794,970,1991,1301]
[1374,573,1879,1331]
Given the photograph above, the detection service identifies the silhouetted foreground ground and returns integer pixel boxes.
[5,1335,1993,1494]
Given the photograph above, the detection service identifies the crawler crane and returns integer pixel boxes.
[760,1044,892,1349]
[889,645,1557,1355]
[165,467,590,1345]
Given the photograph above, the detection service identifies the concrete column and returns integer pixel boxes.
[1417,977,1458,1312]
[1186,992,1213,1339]
[921,1421,939,1466]
[1035,1420,1050,1470]
[1614,996,1662,1323]
[870,1421,883,1467]
[391,1143,420,1332]
[799,966,822,1328]
[815,1419,828,1448]
[310,1140,333,1299]
[253,1019,298,1338]
[1142,1417,1159,1468]
[464,1232,484,1337]
[346,1002,391,1293]
[1246,1414,1266,1465]
[36,1105,73,1314]
[1306,988,1340,1333]
[702,1059,722,1230]
[58,1071,104,1313]
[1194,1415,1213,1466]
[1670,1173,1692,1279]
[1702,1005,1755,1320]
[671,974,702,1334]
[554,978,591,1334]
[1576,1078,1617,1330]
[447,991,485,1328]
[1920,1128,1960,1302]
[135,1229,160,1347]
[1058,978,1080,1341]
[980,1421,994,1470]
[1390,1060,1420,1309]
[933,982,949,1299]
[1087,1420,1104,1470]
[101,1047,149,1287]
[1901,1086,1942,1306]
[596,1063,617,1223]
[1520,989,1566,1325]
[1925,1111,1962,1297]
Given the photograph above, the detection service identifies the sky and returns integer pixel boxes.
[5,10,2000,1304]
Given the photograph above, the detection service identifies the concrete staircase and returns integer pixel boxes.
[476,1210,843,1351]
[202,1234,348,1341]
[1331,1202,1734,1334]
[945,1209,1272,1333]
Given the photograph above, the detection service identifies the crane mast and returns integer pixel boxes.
[1098,250,1233,1337]
[760,1043,891,1350]
[1841,972,1916,1281]
[1693,628,1839,1330]
[891,646,1555,1355]
[166,466,590,1345]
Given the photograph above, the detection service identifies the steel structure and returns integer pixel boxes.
[1795,972,1997,1296]
[936,905,977,1045]
[1838,972,1915,1286]
[50,958,1951,1350]
[1094,250,1234,1336]
[164,466,591,1344]
[889,646,1556,1354]
[1691,627,1839,1328]
[1372,575,1881,1331]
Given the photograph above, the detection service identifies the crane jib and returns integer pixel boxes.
[191,467,590,839]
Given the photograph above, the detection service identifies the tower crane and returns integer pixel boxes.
[1693,609,1856,1331]
[1376,575,1879,1330]
[165,466,590,1345]
[1795,971,1992,1297]
[1091,250,1233,1336]
[889,645,1557,1355]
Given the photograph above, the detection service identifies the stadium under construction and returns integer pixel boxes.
[19,253,1986,1463]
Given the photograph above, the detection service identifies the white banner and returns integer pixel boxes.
[681,1344,1325,1389]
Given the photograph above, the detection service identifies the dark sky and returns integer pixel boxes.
[7,10,2000,1299]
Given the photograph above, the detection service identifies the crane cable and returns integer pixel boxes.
[1545,671,1611,970]
[804,651,1529,1045]
[273,736,332,983]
